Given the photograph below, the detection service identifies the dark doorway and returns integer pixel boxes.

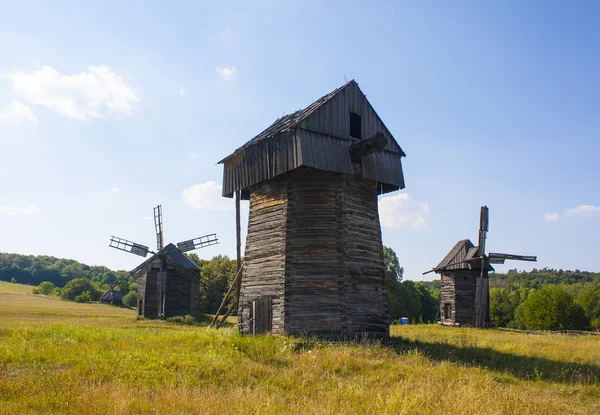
[444,303,452,320]
[252,298,272,335]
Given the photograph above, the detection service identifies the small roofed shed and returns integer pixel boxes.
[219,80,406,338]
[135,243,201,319]
[100,289,124,305]
[434,239,493,326]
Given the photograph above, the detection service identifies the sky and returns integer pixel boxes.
[1,1,599,281]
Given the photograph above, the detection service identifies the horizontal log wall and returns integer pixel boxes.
[440,271,483,326]
[341,173,388,337]
[240,168,388,338]
[239,178,288,335]
[285,169,344,335]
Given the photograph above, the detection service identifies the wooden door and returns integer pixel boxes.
[252,298,272,335]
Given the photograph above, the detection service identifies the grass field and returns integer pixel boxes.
[1,281,599,414]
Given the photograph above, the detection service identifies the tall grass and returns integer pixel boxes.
[1,284,599,414]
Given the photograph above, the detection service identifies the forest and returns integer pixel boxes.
[1,251,599,330]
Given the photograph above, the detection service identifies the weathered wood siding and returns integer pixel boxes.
[139,269,159,319]
[138,265,200,319]
[238,178,288,335]
[285,169,344,335]
[240,168,388,338]
[164,269,200,318]
[440,270,488,326]
[340,173,388,336]
[299,81,402,154]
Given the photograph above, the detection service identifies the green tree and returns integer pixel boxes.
[516,285,589,330]
[383,246,403,283]
[576,282,600,330]
[193,255,237,314]
[122,291,138,308]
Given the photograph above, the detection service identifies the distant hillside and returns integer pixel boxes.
[0,252,129,288]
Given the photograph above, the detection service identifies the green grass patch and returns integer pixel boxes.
[0,289,599,414]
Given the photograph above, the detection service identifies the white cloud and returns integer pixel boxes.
[565,205,600,216]
[0,204,41,216]
[378,193,430,230]
[105,187,120,194]
[179,88,185,96]
[0,100,38,123]
[11,65,139,120]
[216,66,236,80]
[543,212,560,222]
[182,181,233,211]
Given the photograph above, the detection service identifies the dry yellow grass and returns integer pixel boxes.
[1,283,599,414]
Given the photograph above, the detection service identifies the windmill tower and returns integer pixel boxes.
[424,206,536,327]
[106,205,218,319]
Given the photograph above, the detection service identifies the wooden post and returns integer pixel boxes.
[235,190,242,311]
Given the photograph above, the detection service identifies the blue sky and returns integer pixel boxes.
[1,1,599,280]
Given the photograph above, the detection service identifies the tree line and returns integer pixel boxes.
[3,251,599,330]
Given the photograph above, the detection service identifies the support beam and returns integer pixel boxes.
[235,190,242,312]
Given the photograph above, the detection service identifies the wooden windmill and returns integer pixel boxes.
[218,80,406,338]
[106,205,218,319]
[424,206,536,327]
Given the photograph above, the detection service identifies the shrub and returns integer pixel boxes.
[10,277,16,283]
[74,290,93,303]
[61,278,102,302]
[122,291,138,308]
[33,281,56,296]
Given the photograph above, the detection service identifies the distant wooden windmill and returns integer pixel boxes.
[424,206,536,327]
[105,205,218,319]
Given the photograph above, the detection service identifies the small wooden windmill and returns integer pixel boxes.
[424,206,537,327]
[106,205,218,319]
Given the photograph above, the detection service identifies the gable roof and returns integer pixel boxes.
[130,243,201,277]
[434,239,494,273]
[219,80,405,164]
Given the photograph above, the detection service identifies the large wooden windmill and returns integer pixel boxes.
[424,206,536,327]
[106,205,218,319]
[218,80,406,338]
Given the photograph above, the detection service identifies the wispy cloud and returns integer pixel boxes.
[0,100,38,124]
[216,66,236,80]
[0,204,41,216]
[378,193,430,230]
[565,205,600,216]
[182,181,233,211]
[543,212,560,222]
[105,187,120,194]
[179,88,185,96]
[543,204,600,222]
[11,65,139,121]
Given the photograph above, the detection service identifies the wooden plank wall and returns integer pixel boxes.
[240,168,389,338]
[140,269,159,319]
[285,169,345,335]
[238,178,288,335]
[440,271,481,325]
[164,269,200,318]
[340,173,389,337]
